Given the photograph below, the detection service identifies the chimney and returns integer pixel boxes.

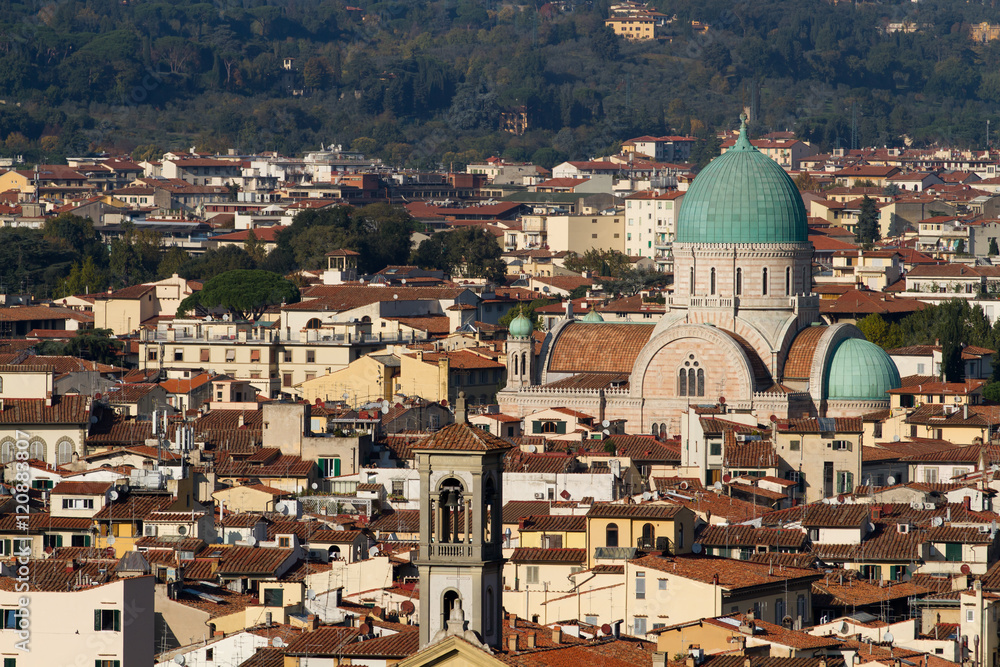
[964,496,972,511]
[652,653,668,667]
[551,626,560,644]
[964,404,968,420]
[455,391,468,424]
[527,632,536,648]
[508,635,519,652]
[509,614,518,629]
[565,300,574,319]
[686,659,697,667]
[65,559,77,573]
[820,659,828,667]
[744,658,752,667]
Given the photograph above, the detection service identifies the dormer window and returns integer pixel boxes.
[278,536,290,548]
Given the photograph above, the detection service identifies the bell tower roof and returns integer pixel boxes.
[412,422,514,452]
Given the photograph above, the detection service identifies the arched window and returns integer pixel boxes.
[484,478,496,543]
[606,523,619,548]
[678,369,687,396]
[485,587,495,634]
[697,368,705,397]
[642,523,655,548]
[521,352,527,378]
[785,266,791,296]
[305,318,322,329]
[438,478,465,544]
[762,268,769,296]
[735,268,742,296]
[803,267,810,293]
[688,367,697,393]
[689,266,695,294]
[659,423,667,440]
[0,440,12,464]
[329,545,342,560]
[56,440,73,465]
[651,423,659,436]
[513,354,519,376]
[443,590,460,625]
[28,439,44,461]
[710,268,716,295]
[360,315,371,323]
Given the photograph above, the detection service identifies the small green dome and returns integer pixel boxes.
[581,309,604,323]
[824,338,901,401]
[509,312,533,338]
[677,116,808,245]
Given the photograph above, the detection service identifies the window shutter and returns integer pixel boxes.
[55,535,63,548]
[114,610,121,631]
[94,610,101,631]
[556,421,566,434]
[532,421,541,434]
[846,472,854,492]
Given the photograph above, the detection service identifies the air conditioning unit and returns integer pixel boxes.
[735,434,747,442]
[923,503,935,510]
[144,525,158,537]
[979,526,991,534]
[534,493,544,499]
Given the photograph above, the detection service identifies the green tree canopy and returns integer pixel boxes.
[177,269,300,321]
[411,227,506,283]
[563,249,632,278]
[855,196,881,246]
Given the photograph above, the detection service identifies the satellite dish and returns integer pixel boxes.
[177,525,187,535]
[306,589,316,600]
[840,621,849,634]
[887,476,896,485]
[314,398,323,406]
[642,492,652,501]
[713,481,723,491]
[602,429,610,435]
[246,536,257,547]
[719,396,726,405]
[272,638,285,648]
[94,392,102,400]
[90,415,98,424]
[107,536,116,546]
[312,483,318,490]
[527,445,536,454]
[382,400,390,410]
[837,494,845,504]
[722,474,732,483]
[932,517,944,527]
[884,632,894,645]
[109,490,119,501]
[692,543,702,554]
[679,482,689,490]
[368,546,380,558]
[372,605,383,618]
[359,622,371,635]
[602,419,610,428]
[280,505,290,515]
[401,600,415,615]
[961,564,972,575]
[601,623,613,635]
[174,656,186,666]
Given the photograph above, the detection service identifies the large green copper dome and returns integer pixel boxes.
[677,116,808,245]
[824,338,901,401]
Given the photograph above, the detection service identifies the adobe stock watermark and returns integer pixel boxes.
[10,429,34,652]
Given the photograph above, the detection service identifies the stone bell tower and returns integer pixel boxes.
[414,393,511,649]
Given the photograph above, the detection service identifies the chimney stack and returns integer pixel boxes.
[509,614,518,629]
[508,635,519,652]
[551,626,561,644]
[527,632,536,648]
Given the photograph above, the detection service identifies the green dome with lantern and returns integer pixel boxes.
[676,114,808,245]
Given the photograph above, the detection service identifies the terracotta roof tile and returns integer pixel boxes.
[548,322,655,374]
[509,548,587,563]
[587,502,683,520]
[520,515,586,533]
[783,326,828,379]
[216,545,294,576]
[697,525,808,549]
[411,422,514,452]
[631,553,820,590]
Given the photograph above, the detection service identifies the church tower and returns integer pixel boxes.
[414,393,511,649]
[503,312,535,390]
